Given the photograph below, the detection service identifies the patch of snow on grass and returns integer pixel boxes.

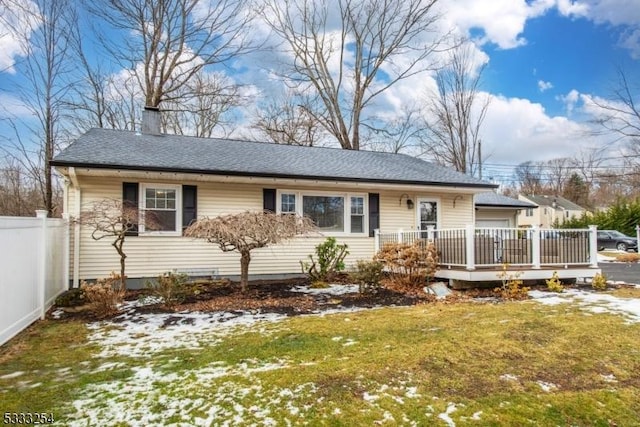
[537,381,558,392]
[68,361,312,427]
[87,310,287,358]
[0,371,24,379]
[363,392,379,402]
[500,374,519,382]
[438,402,458,427]
[529,289,640,323]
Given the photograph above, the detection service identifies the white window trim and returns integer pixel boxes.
[139,183,182,236]
[276,189,368,236]
[415,197,441,230]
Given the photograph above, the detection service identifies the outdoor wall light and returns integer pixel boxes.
[399,193,414,210]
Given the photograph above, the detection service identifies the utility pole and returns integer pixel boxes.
[478,140,482,180]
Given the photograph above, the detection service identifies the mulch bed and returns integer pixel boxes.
[54,277,486,321]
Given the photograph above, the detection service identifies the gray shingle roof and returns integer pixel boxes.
[475,192,537,208]
[522,195,585,211]
[52,128,496,189]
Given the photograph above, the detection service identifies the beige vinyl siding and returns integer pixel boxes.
[74,177,375,280]
[378,191,474,233]
[71,176,477,280]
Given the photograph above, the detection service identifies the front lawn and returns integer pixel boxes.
[1,288,640,426]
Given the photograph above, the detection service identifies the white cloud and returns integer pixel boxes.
[0,93,31,118]
[0,0,40,74]
[481,94,600,164]
[557,89,580,114]
[538,80,554,92]
[561,0,640,57]
[438,0,590,50]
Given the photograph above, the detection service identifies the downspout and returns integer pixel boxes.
[69,167,81,288]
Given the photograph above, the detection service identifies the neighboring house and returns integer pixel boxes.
[52,121,497,287]
[517,194,586,228]
[474,192,537,228]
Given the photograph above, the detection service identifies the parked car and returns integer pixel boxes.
[596,230,638,252]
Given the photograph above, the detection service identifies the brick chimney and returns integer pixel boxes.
[142,106,161,135]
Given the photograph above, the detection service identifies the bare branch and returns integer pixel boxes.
[263,0,445,150]
[185,211,316,291]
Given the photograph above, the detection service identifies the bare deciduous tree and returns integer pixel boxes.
[162,71,244,138]
[544,157,571,195]
[422,42,489,175]
[590,67,640,144]
[185,211,316,292]
[0,159,49,216]
[263,0,444,150]
[252,93,324,146]
[2,0,75,215]
[514,161,544,195]
[78,198,160,289]
[364,104,425,153]
[84,0,255,127]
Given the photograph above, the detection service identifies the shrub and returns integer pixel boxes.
[54,288,85,307]
[301,237,349,283]
[616,253,640,263]
[545,271,564,293]
[494,264,529,300]
[146,272,190,308]
[591,273,608,291]
[351,260,384,294]
[80,272,125,318]
[376,241,438,288]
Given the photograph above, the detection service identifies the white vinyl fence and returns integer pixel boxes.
[0,211,69,346]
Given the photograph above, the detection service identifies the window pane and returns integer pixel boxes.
[156,198,166,209]
[351,215,364,233]
[147,210,176,231]
[281,193,296,213]
[303,196,344,232]
[351,196,364,215]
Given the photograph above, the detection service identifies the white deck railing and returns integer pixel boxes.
[375,225,598,271]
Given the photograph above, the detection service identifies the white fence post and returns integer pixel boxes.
[397,229,403,244]
[36,210,48,320]
[589,225,599,268]
[531,225,541,269]
[427,225,435,242]
[62,213,70,291]
[465,224,475,271]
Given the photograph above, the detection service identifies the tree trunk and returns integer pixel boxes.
[240,250,251,292]
[113,237,127,290]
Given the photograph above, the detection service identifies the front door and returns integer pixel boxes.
[417,199,438,237]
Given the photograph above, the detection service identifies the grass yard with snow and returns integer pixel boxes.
[1,289,640,426]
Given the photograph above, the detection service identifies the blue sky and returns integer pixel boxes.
[0,0,639,181]
[485,9,630,117]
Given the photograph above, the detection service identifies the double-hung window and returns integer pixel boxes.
[280,193,297,214]
[140,184,181,234]
[350,196,365,233]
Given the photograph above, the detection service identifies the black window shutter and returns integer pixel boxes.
[368,193,380,237]
[263,188,276,212]
[122,182,139,236]
[182,185,197,232]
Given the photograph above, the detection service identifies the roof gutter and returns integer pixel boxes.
[49,161,498,190]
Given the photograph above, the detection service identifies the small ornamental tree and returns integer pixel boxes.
[78,198,159,289]
[185,211,317,292]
